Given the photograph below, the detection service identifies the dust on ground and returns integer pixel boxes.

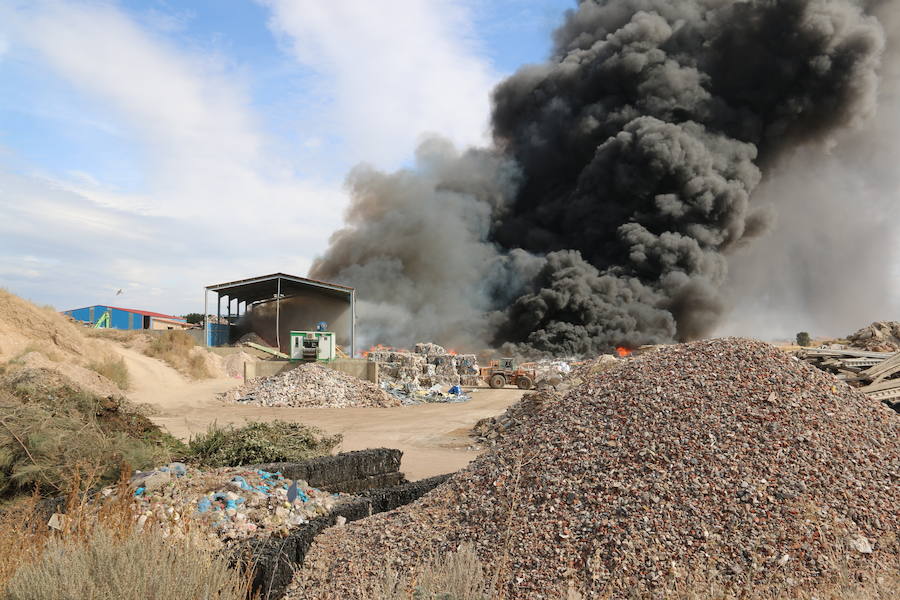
[111,345,525,480]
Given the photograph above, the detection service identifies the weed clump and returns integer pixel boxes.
[0,473,253,599]
[188,420,341,467]
[4,526,252,600]
[380,543,489,600]
[87,356,130,390]
[0,369,183,498]
[144,330,210,379]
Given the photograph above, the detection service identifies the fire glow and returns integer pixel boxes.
[616,347,632,358]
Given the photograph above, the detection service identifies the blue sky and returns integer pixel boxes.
[0,0,574,314]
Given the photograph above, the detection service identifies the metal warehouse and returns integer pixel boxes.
[204,272,356,356]
[63,305,188,330]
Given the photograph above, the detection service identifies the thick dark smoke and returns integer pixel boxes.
[310,0,889,356]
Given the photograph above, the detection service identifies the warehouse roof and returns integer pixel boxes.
[205,272,354,303]
[65,305,185,320]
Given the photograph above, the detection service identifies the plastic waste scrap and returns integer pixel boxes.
[116,463,353,550]
[380,381,472,405]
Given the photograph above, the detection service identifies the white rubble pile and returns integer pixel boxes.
[224,362,399,408]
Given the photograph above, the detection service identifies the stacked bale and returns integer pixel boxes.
[369,343,480,388]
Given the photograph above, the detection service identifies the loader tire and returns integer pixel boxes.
[516,376,533,390]
[489,374,507,389]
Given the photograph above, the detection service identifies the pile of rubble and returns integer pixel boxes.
[798,347,900,412]
[847,321,900,352]
[124,462,351,550]
[381,381,472,405]
[470,389,558,446]
[224,363,399,408]
[291,338,900,599]
[368,343,480,388]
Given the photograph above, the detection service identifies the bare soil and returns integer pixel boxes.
[111,346,526,480]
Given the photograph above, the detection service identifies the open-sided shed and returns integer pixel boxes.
[204,273,356,356]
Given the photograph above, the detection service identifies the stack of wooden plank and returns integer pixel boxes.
[797,348,900,411]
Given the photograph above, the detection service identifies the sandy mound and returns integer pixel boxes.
[290,339,899,599]
[0,288,98,362]
[13,351,123,399]
[225,362,399,408]
[221,351,257,379]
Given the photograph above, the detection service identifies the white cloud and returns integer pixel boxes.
[0,0,499,315]
[0,0,349,312]
[262,0,496,168]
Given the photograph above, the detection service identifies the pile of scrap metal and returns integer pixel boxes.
[798,348,900,412]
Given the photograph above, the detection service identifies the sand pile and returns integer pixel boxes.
[290,339,899,599]
[221,351,257,379]
[0,288,99,362]
[12,351,123,399]
[226,363,399,408]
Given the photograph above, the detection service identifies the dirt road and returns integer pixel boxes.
[112,346,526,480]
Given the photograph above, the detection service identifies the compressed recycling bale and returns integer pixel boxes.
[254,449,403,492]
[415,343,446,355]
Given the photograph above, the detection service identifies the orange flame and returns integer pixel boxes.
[362,343,411,358]
[615,347,632,357]
[447,349,458,355]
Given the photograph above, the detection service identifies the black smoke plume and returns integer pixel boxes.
[310,0,888,356]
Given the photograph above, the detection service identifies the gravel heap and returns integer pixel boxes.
[847,321,900,352]
[122,463,352,551]
[470,389,559,447]
[225,363,399,408]
[289,338,899,599]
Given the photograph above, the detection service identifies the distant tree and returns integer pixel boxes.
[796,331,811,347]
[184,313,204,325]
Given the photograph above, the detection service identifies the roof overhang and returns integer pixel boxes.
[205,272,354,304]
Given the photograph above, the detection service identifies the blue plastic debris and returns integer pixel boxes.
[449,385,462,395]
[287,481,299,503]
[134,487,146,497]
[231,476,252,491]
[197,497,211,513]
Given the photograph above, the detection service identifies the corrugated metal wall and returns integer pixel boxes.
[65,305,142,330]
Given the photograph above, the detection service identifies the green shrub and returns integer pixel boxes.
[3,525,252,600]
[87,356,130,390]
[0,396,173,497]
[187,420,341,467]
[796,331,811,347]
[0,371,182,498]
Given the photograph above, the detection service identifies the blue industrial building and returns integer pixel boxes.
[63,305,188,330]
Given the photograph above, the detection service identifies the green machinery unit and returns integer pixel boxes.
[290,331,336,362]
[93,309,111,329]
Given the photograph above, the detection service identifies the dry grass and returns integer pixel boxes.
[0,492,49,587]
[83,328,143,344]
[0,376,179,497]
[7,342,64,365]
[144,330,210,379]
[187,420,342,468]
[0,470,254,599]
[379,543,489,600]
[87,355,130,390]
[4,526,253,600]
